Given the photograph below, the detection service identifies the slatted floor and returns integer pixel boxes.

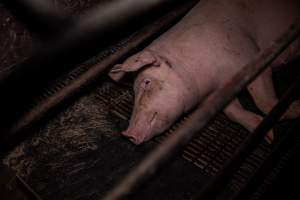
[95,81,272,195]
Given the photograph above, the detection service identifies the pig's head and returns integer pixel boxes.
[109,50,197,144]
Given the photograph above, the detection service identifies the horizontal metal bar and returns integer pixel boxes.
[2,0,72,37]
[196,74,300,200]
[0,0,186,137]
[231,112,300,198]
[0,164,42,200]
[16,175,43,200]
[102,19,300,200]
[0,0,199,155]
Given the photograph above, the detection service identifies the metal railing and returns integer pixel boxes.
[102,19,300,200]
[0,0,195,153]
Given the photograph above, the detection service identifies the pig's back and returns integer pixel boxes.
[148,0,260,90]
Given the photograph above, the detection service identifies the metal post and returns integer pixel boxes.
[230,112,300,199]
[0,0,199,155]
[195,74,300,200]
[0,0,186,136]
[2,0,72,37]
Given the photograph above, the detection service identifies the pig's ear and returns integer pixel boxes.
[109,51,157,82]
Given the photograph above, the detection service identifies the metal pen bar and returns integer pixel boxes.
[232,120,300,200]
[230,110,300,199]
[102,19,300,200]
[16,175,43,200]
[0,0,185,135]
[196,74,300,200]
[2,0,72,37]
[0,0,199,155]
[0,164,42,200]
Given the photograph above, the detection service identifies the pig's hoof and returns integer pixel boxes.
[265,130,274,144]
[281,100,300,120]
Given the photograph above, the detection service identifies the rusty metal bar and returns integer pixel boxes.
[0,0,187,143]
[102,19,300,200]
[233,120,300,200]
[195,74,300,200]
[2,0,72,37]
[230,119,300,199]
[0,0,199,154]
[0,164,42,200]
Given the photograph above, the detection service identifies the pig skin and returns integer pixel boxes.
[109,0,300,144]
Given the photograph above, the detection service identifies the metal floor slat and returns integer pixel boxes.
[95,81,273,197]
[3,60,298,200]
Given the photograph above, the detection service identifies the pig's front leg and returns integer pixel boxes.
[224,99,274,143]
[247,67,300,120]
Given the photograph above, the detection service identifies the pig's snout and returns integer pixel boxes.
[112,49,199,145]
[121,74,190,144]
[122,110,158,145]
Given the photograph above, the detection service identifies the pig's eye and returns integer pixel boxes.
[145,79,151,85]
[141,78,152,89]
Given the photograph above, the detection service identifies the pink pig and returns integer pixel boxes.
[109,0,300,144]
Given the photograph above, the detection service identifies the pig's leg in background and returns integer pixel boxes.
[224,99,274,143]
[247,67,300,120]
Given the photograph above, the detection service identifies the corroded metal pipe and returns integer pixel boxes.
[233,119,300,200]
[0,0,187,141]
[2,0,71,36]
[196,74,300,200]
[0,0,198,154]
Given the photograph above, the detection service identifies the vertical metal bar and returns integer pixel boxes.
[16,175,43,200]
[0,0,186,138]
[0,164,42,200]
[2,0,72,37]
[195,74,300,200]
[230,109,300,199]
[102,19,300,200]
[0,0,199,155]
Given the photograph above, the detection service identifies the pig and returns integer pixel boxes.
[109,0,300,144]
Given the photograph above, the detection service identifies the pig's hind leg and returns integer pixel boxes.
[247,67,300,120]
[224,99,274,143]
